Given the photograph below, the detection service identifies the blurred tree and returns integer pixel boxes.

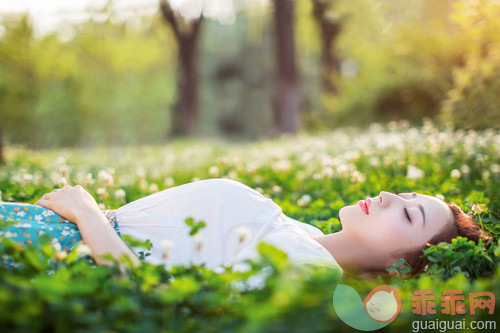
[272,0,301,134]
[0,15,38,149]
[201,13,274,139]
[312,0,342,96]
[160,0,203,137]
[440,0,500,129]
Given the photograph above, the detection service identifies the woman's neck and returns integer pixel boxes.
[311,230,393,274]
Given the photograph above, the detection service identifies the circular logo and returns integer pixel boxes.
[363,285,402,323]
[333,284,402,331]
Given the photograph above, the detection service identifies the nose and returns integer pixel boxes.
[379,191,403,207]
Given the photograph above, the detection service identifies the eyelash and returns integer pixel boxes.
[404,208,412,223]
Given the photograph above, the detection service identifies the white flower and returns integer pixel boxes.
[163,177,175,187]
[161,239,176,251]
[42,210,54,217]
[298,194,312,207]
[471,203,486,215]
[52,242,62,252]
[246,162,259,173]
[369,157,380,167]
[482,171,490,180]
[55,250,67,261]
[161,239,175,260]
[337,164,350,178]
[136,166,146,179]
[23,173,33,182]
[490,164,500,175]
[192,233,203,252]
[435,194,445,201]
[56,156,66,165]
[273,159,292,172]
[149,183,159,193]
[59,177,68,186]
[322,167,334,178]
[208,166,219,177]
[450,169,461,179]
[407,165,424,180]
[272,185,282,193]
[34,215,43,222]
[16,211,26,217]
[84,173,94,186]
[97,188,106,195]
[61,230,70,236]
[98,170,114,187]
[235,226,251,243]
[114,189,126,199]
[227,170,238,179]
[351,170,366,183]
[460,164,471,175]
[76,243,92,256]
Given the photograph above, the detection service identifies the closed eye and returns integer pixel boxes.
[404,208,412,223]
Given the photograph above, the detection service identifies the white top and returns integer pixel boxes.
[115,178,342,274]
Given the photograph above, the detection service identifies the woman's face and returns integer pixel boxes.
[339,191,454,259]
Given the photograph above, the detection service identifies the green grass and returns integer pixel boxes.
[0,121,499,332]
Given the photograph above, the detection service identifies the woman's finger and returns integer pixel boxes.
[35,198,53,210]
[39,192,56,202]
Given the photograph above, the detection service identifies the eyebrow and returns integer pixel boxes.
[411,192,426,227]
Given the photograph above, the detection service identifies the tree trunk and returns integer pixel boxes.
[313,0,342,95]
[0,125,5,165]
[272,0,301,134]
[160,0,203,137]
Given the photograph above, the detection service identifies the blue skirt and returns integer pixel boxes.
[0,202,121,256]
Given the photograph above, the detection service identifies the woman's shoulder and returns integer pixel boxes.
[258,216,342,270]
[282,215,325,237]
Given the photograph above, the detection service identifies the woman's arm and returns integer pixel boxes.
[35,185,140,270]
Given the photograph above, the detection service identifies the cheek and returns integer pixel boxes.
[371,215,415,249]
[384,216,411,238]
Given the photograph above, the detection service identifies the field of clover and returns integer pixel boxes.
[0,121,499,332]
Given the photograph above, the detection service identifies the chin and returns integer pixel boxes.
[339,205,359,226]
[339,206,349,223]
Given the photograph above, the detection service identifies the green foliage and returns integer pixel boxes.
[423,237,497,280]
[0,123,498,331]
[1,0,498,151]
[440,0,500,129]
[184,217,206,236]
[0,13,175,148]
[307,0,500,129]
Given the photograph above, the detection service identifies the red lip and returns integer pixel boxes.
[358,200,369,215]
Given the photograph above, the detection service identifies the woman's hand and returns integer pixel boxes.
[35,185,101,225]
[36,185,140,271]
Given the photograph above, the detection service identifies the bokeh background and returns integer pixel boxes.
[0,3,499,331]
[0,0,499,155]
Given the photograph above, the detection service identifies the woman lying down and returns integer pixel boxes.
[0,178,491,276]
